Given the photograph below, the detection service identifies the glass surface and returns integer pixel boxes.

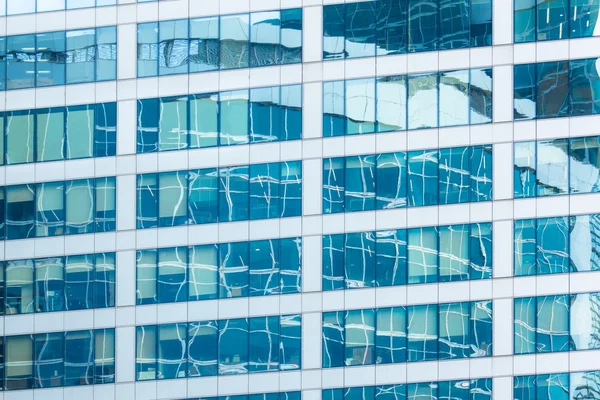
[280,84,302,140]
[66,29,95,84]
[218,318,249,375]
[570,291,600,351]
[280,160,302,218]
[6,110,34,165]
[188,244,218,301]
[571,0,600,38]
[514,141,536,198]
[439,147,470,204]
[439,69,469,127]
[345,232,376,288]
[515,219,536,277]
[65,254,94,311]
[376,0,408,56]
[136,173,158,229]
[537,138,569,196]
[34,257,64,313]
[188,320,218,377]
[64,330,93,386]
[469,68,493,124]
[345,309,375,366]
[36,108,65,162]
[536,295,571,353]
[408,73,438,129]
[136,325,157,381]
[439,0,469,50]
[323,4,345,60]
[5,335,33,390]
[137,98,159,153]
[159,19,189,76]
[471,0,493,46]
[536,217,570,275]
[250,11,281,67]
[157,323,187,379]
[189,16,219,73]
[34,332,64,388]
[438,224,469,282]
[249,239,280,296]
[323,234,345,291]
[137,22,159,78]
[219,242,249,298]
[570,214,600,273]
[408,0,438,52]
[250,163,280,220]
[438,302,469,359]
[35,181,64,237]
[515,0,536,42]
[376,76,407,132]
[323,157,345,214]
[345,2,376,58]
[158,171,187,227]
[376,152,407,209]
[219,166,250,222]
[376,229,408,286]
[95,177,116,233]
[6,184,35,240]
[158,247,188,303]
[188,168,218,224]
[346,78,376,134]
[96,26,117,81]
[65,179,94,235]
[66,104,94,159]
[280,8,302,64]
[408,227,438,284]
[570,58,600,116]
[249,316,279,372]
[220,90,249,146]
[189,93,219,148]
[536,61,570,118]
[376,307,407,364]
[250,86,281,143]
[280,314,301,370]
[323,81,346,137]
[537,0,568,41]
[36,31,66,87]
[514,296,536,354]
[6,259,34,314]
[407,150,439,206]
[220,14,249,70]
[323,311,345,368]
[345,155,376,212]
[470,145,493,201]
[407,304,438,361]
[136,249,157,305]
[514,63,537,120]
[6,34,35,90]
[280,237,302,294]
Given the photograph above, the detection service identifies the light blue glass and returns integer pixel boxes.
[136,325,157,381]
[250,86,281,143]
[514,141,537,198]
[376,229,407,286]
[189,16,219,73]
[0,37,6,92]
[344,308,375,366]
[323,81,346,137]
[188,168,218,224]
[189,92,219,148]
[96,26,117,81]
[67,0,93,9]
[323,234,345,291]
[407,150,439,206]
[536,294,570,353]
[375,307,407,364]
[220,14,249,70]
[570,214,600,273]
[439,0,469,50]
[376,76,407,132]
[345,232,376,288]
[515,219,536,276]
[66,29,95,84]
[249,316,279,372]
[65,179,94,235]
[537,139,569,196]
[159,19,189,76]
[158,171,188,227]
[408,73,438,129]
[93,328,116,383]
[324,389,344,400]
[514,297,537,354]
[469,68,493,124]
[536,217,570,275]
[346,386,375,400]
[38,0,64,12]
[376,152,407,209]
[158,323,187,379]
[570,58,600,116]
[345,155,376,212]
[137,98,159,153]
[514,63,537,120]
[407,304,438,361]
[571,370,600,399]
[346,78,376,134]
[95,176,116,233]
[439,69,469,127]
[407,382,437,399]
[36,31,66,87]
[323,311,345,367]
[159,95,188,151]
[538,0,568,41]
[537,61,570,118]
[439,224,469,282]
[439,147,470,204]
[35,181,64,237]
[136,173,158,229]
[220,90,249,146]
[218,318,249,375]
[219,166,250,222]
[5,259,34,314]
[376,0,408,56]
[64,330,93,386]
[6,184,35,240]
[158,247,188,303]
[65,104,94,160]
[570,292,600,351]
[280,85,302,140]
[514,0,536,42]
[280,237,302,294]
[408,0,438,52]
[280,314,301,370]
[188,244,218,301]
[33,332,63,388]
[138,22,159,78]
[471,378,493,400]
[6,109,35,165]
[471,300,493,357]
[323,157,345,214]
[280,8,302,64]
[34,257,64,313]
[250,163,280,220]
[188,320,218,377]
[439,380,469,400]
[323,4,345,60]
[408,227,438,284]
[571,0,600,38]
[345,2,376,58]
[36,107,65,162]
[470,0,493,46]
[249,239,280,296]
[250,11,280,67]
[537,373,569,400]
[6,34,35,89]
[438,302,469,360]
[470,145,493,201]
[219,242,249,298]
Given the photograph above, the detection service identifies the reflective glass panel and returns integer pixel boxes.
[220,90,249,146]
[281,8,302,64]
[514,63,537,120]
[570,58,600,116]
[189,17,219,73]
[537,138,569,196]
[537,216,570,275]
[189,244,218,301]
[346,78,376,135]
[6,259,34,314]
[569,136,600,194]
[514,297,537,354]
[514,141,537,198]
[189,93,219,148]
[536,294,570,353]
[250,86,281,143]
[249,316,279,372]
[159,96,188,151]
[408,0,438,52]
[515,0,536,43]
[36,107,65,162]
[6,184,35,240]
[158,171,187,227]
[136,249,157,305]
[323,311,345,368]
[6,34,35,90]
[64,254,93,311]
[407,150,439,206]
[220,14,249,70]
[157,323,187,379]
[407,304,438,361]
[249,239,280,296]
[345,232,376,288]
[323,80,346,137]
[66,104,94,160]
[470,223,492,280]
[138,22,159,78]
[6,109,34,165]
[408,227,438,284]
[158,19,189,76]
[280,161,302,218]
[249,163,280,220]
[280,237,302,294]
[36,31,66,87]
[323,234,345,291]
[407,73,438,129]
[345,2,376,58]
[469,68,493,124]
[95,177,116,233]
[188,168,218,224]
[376,0,408,56]
[323,4,345,60]
[280,314,302,370]
[219,242,249,298]
[65,179,94,235]
[439,224,469,282]
[136,325,157,381]
[376,229,407,286]
[376,75,407,132]
[137,173,159,229]
[66,29,95,84]
[5,335,33,390]
[537,0,568,41]
[376,307,407,364]
[35,181,64,237]
[34,332,64,388]
[219,166,250,222]
[188,320,218,377]
[345,155,376,212]
[537,61,570,118]
[64,330,93,386]
[439,0,469,50]
[218,318,249,375]
[376,152,407,210]
[34,257,64,313]
[438,302,469,359]
[323,157,345,214]
[439,147,470,205]
[439,69,469,127]
[250,11,280,67]
[96,26,117,81]
[158,247,188,303]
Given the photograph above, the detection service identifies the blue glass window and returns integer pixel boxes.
[136,325,157,381]
[158,323,187,379]
[36,31,65,87]
[189,17,219,73]
[219,165,250,222]
[159,96,188,151]
[407,304,438,362]
[36,107,65,162]
[220,14,249,70]
[537,138,569,196]
[35,181,64,237]
[137,22,159,78]
[537,217,571,275]
[249,316,279,372]
[250,240,279,296]
[514,63,537,120]
[220,90,249,146]
[570,136,600,193]
[376,152,407,209]
[281,9,302,64]
[407,149,439,206]
[537,61,570,118]
[470,68,493,124]
[438,302,469,359]
[250,163,280,220]
[280,314,301,370]
[188,244,218,301]
[250,11,280,68]
[219,242,249,298]
[95,177,116,233]
[6,184,35,240]
[345,232,376,288]
[64,330,93,386]
[538,0,569,41]
[514,141,536,198]
[137,98,159,153]
[407,73,438,129]
[438,224,470,282]
[323,234,345,291]
[376,229,408,286]
[6,110,34,165]
[439,69,469,126]
[515,0,536,43]
[136,173,158,229]
[570,58,600,116]
[158,171,188,227]
[34,257,64,313]
[346,78,376,134]
[250,86,281,143]
[470,222,492,279]
[324,80,346,137]
[376,0,408,56]
[323,157,345,214]
[345,155,376,212]
[375,307,407,364]
[376,76,407,132]
[408,226,439,284]
[6,34,35,90]
[188,320,218,377]
[408,0,438,52]
[280,237,302,294]
[345,309,376,366]
[188,168,218,225]
[159,19,189,76]
[345,2,376,58]
[439,147,470,204]
[65,179,94,235]
[189,92,219,148]
[323,4,345,60]
[96,26,117,81]
[34,332,64,388]
[5,334,33,390]
[322,311,345,368]
[470,0,493,46]
[439,0,470,50]
[65,105,94,160]
[158,247,188,304]
[280,161,302,218]
[571,0,600,38]
[470,144,493,201]
[219,318,248,375]
[66,29,95,84]
[6,259,34,314]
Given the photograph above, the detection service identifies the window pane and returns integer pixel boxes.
[323,4,345,60]
[439,0,469,50]
[6,184,35,240]
[220,14,249,70]
[136,249,157,305]
[408,227,438,284]
[219,318,249,375]
[346,78,376,135]
[536,294,570,353]
[95,177,116,232]
[376,307,407,364]
[323,157,345,214]
[345,309,375,366]
[6,259,34,314]
[345,2,376,58]
[158,170,188,227]
[66,104,94,159]
[6,34,35,90]
[35,257,64,313]
[66,29,95,84]
[94,328,115,384]
[439,380,469,400]
[570,135,600,194]
[439,224,469,282]
[65,254,93,311]
[470,68,493,124]
[219,166,249,222]
[438,302,469,359]
[570,214,600,273]
[189,244,218,301]
[138,22,159,77]
[537,61,570,118]
[137,98,159,153]
[219,242,249,298]
[189,93,218,148]
[514,141,537,199]
[137,173,159,229]
[323,234,345,291]
[159,19,189,76]
[158,247,188,303]
[281,8,302,64]
[345,232,376,288]
[537,0,568,41]
[408,0,438,52]
[250,86,281,143]
[376,76,407,132]
[37,107,65,162]
[470,145,493,201]
[94,252,115,308]
[407,149,439,206]
[157,323,187,379]
[65,179,94,235]
[345,155,376,212]
[570,58,600,116]
[376,0,408,56]
[280,84,302,141]
[220,90,249,146]
[35,181,64,237]
[64,330,93,386]
[439,69,469,127]
[36,31,66,87]
[5,335,33,390]
[158,96,188,151]
[189,17,219,73]
[249,239,280,296]
[570,292,600,351]
[280,161,302,218]
[408,73,438,129]
[136,325,157,381]
[250,11,280,67]
[515,0,536,43]
[537,138,569,196]
[470,222,492,280]
[322,311,345,368]
[249,316,279,372]
[439,147,470,205]
[537,216,570,275]
[6,109,34,165]
[571,0,600,38]
[514,63,537,120]
[188,321,218,377]
[188,168,218,224]
[376,229,407,286]
[96,26,117,81]
[280,314,301,370]
[407,304,438,361]
[67,0,93,9]
[376,152,407,209]
[514,297,536,354]
[471,300,493,357]
[323,80,346,137]
[34,332,64,388]
[280,237,302,294]
[249,162,280,220]
[470,0,493,46]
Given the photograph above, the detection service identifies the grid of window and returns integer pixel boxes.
[323,379,492,400]
[323,0,492,59]
[0,177,116,240]
[0,27,117,91]
[323,145,492,213]
[322,301,492,367]
[515,213,600,276]
[323,68,492,136]
[137,85,301,153]
[514,58,600,120]
[0,0,116,15]
[0,252,115,315]
[0,328,115,391]
[135,314,301,380]
[0,102,116,165]
[136,161,302,229]
[514,136,600,198]
[514,292,600,354]
[514,370,600,399]
[323,223,492,290]
[137,9,302,77]
[182,393,301,400]
[136,237,301,304]
[514,0,600,43]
